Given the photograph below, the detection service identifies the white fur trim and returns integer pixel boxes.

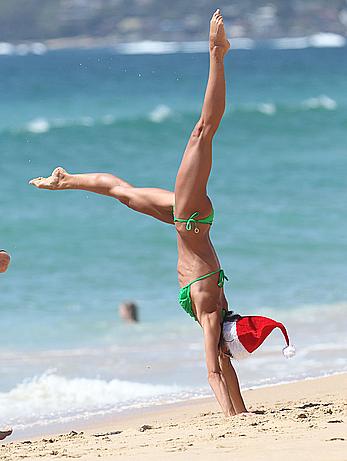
[222,321,250,360]
[282,344,296,359]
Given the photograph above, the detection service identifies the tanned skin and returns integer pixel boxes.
[0,250,10,273]
[0,251,12,438]
[30,10,247,416]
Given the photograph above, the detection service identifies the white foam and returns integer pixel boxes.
[270,34,346,49]
[15,44,31,56]
[26,118,50,134]
[302,95,337,110]
[257,102,277,115]
[231,38,255,50]
[232,95,339,116]
[272,37,310,50]
[6,93,340,137]
[22,114,115,134]
[31,42,47,55]
[0,42,15,55]
[180,41,209,53]
[115,40,180,55]
[0,372,182,428]
[148,104,172,123]
[80,116,94,127]
[115,38,254,56]
[181,38,255,51]
[309,33,346,48]
[0,41,46,56]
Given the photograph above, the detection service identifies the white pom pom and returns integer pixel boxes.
[282,344,296,359]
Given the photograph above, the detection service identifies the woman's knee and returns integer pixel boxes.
[110,185,131,205]
[192,118,215,142]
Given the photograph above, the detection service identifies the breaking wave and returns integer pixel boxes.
[0,33,345,59]
[0,372,189,430]
[113,34,345,55]
[1,95,340,136]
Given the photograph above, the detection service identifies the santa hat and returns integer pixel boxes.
[222,315,296,360]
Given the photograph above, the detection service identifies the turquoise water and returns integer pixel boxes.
[1,47,347,433]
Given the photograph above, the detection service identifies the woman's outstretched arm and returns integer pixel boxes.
[29,167,174,224]
[219,353,247,414]
[202,311,236,417]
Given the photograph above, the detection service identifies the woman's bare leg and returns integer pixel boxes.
[30,167,132,194]
[174,10,230,217]
[29,167,174,224]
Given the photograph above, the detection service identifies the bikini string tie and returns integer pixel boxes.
[218,269,229,288]
[185,212,199,231]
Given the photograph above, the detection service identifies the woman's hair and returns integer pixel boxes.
[119,301,139,322]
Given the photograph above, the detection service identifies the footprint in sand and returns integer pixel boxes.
[93,431,122,437]
[139,424,153,432]
[252,410,266,415]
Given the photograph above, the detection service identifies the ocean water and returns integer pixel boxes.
[1,46,347,435]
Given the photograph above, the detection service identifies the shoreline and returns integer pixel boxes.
[7,370,346,443]
[3,373,346,460]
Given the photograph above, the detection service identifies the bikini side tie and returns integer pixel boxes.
[218,269,229,287]
[185,212,200,231]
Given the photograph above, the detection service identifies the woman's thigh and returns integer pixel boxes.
[115,187,174,224]
[190,274,224,319]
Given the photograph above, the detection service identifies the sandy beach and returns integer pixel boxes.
[2,373,346,461]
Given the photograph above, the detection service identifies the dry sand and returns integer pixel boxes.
[1,373,346,461]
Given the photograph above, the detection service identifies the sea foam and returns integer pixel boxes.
[148,105,172,123]
[5,95,339,137]
[26,118,51,133]
[302,95,337,110]
[0,41,47,56]
[271,33,346,50]
[0,372,184,429]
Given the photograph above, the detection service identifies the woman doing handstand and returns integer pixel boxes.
[30,10,247,417]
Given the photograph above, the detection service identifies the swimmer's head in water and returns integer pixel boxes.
[119,301,139,323]
[0,250,11,273]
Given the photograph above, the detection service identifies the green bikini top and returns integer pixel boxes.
[173,208,214,233]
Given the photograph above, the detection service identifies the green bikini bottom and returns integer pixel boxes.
[178,269,228,322]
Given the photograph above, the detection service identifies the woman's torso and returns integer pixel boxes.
[175,223,228,318]
[176,224,220,286]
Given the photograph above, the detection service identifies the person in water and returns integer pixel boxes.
[119,301,139,323]
[30,10,247,416]
[0,250,11,273]
[0,251,12,439]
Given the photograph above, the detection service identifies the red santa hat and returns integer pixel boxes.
[222,315,296,360]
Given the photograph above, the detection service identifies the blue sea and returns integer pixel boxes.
[0,44,346,436]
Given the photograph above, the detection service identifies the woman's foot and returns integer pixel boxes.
[29,167,69,190]
[209,9,230,56]
[0,250,11,273]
